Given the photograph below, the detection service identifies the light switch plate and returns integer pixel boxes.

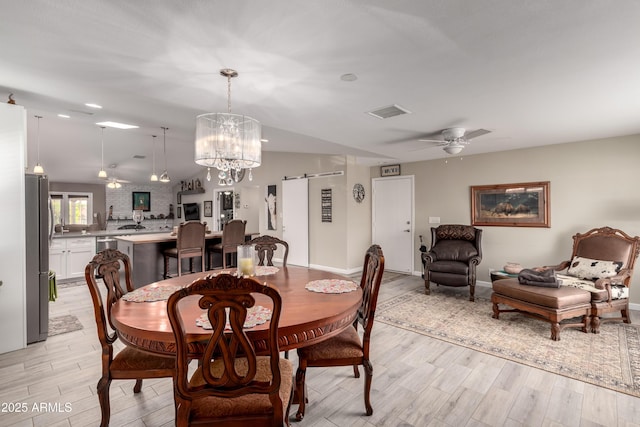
[429,216,440,224]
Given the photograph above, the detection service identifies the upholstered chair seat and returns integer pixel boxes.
[297,327,363,361]
[187,357,293,419]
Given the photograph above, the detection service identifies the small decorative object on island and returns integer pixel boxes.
[132,209,144,230]
[237,244,256,277]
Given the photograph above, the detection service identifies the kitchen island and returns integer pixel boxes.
[115,231,256,287]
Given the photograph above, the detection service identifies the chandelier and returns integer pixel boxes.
[194,68,261,182]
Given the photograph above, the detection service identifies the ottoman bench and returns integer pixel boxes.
[491,278,591,341]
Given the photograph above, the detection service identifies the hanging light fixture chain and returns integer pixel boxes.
[35,115,42,164]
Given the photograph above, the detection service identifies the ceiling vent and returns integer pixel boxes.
[367,104,411,119]
[133,155,146,159]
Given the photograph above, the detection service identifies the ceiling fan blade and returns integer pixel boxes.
[464,129,491,140]
[417,138,444,143]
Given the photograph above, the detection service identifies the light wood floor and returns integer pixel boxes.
[1,275,639,427]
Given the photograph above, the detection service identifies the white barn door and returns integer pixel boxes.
[282,178,309,267]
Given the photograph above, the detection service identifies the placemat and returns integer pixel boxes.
[122,283,183,302]
[255,266,279,276]
[196,306,272,330]
[305,279,358,293]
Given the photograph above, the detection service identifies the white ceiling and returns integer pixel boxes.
[2,1,640,185]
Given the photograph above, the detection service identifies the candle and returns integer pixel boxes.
[239,257,254,276]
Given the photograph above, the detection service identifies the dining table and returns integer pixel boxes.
[110,265,363,356]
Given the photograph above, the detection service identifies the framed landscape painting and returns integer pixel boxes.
[470,181,550,227]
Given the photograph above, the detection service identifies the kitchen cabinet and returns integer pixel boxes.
[49,237,96,280]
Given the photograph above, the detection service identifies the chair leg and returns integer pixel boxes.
[163,255,170,279]
[133,379,143,393]
[363,359,373,416]
[353,365,360,378]
[469,284,475,302]
[591,315,601,333]
[97,377,111,427]
[294,363,308,421]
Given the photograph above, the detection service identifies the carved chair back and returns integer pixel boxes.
[249,235,289,266]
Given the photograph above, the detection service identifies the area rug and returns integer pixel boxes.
[376,288,640,397]
[48,314,83,337]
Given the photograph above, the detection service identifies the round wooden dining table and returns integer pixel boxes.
[111,265,362,356]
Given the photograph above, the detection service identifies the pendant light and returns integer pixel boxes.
[150,135,158,182]
[159,126,170,183]
[194,68,261,175]
[98,126,108,178]
[33,115,45,174]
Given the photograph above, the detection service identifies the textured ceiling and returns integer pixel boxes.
[2,0,640,184]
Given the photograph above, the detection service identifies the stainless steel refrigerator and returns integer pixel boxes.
[25,174,51,344]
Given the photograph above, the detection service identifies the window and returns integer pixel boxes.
[50,192,93,227]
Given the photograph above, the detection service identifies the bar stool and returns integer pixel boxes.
[208,219,246,269]
[163,221,206,278]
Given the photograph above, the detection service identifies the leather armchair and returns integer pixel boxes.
[422,224,482,301]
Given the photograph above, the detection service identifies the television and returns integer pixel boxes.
[183,203,200,221]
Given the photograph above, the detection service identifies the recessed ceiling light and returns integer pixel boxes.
[85,103,102,109]
[260,138,269,143]
[57,114,70,119]
[341,73,358,82]
[96,121,139,130]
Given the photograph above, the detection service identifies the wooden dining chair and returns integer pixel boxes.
[294,244,385,421]
[85,249,175,427]
[208,219,247,269]
[167,273,294,426]
[163,221,206,278]
[249,235,289,266]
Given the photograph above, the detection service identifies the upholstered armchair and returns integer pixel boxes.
[422,224,482,301]
[542,226,640,333]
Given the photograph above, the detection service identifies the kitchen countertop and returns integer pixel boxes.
[52,229,171,239]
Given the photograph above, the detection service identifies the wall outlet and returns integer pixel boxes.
[429,216,440,224]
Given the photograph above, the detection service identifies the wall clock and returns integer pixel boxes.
[353,183,365,203]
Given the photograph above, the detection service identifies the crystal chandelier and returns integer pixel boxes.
[194,69,261,182]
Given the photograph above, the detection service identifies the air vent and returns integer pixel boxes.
[68,109,94,116]
[366,104,411,119]
[133,155,146,159]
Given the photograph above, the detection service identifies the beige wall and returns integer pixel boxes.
[180,152,371,271]
[375,134,640,304]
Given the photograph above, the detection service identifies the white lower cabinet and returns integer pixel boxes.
[49,237,96,280]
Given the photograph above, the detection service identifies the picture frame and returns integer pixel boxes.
[266,184,277,230]
[222,193,233,211]
[177,206,182,219]
[470,181,550,227]
[203,200,213,217]
[132,191,151,212]
[380,164,401,177]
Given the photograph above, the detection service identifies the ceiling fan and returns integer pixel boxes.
[103,177,130,189]
[418,127,491,154]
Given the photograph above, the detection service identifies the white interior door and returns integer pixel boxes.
[372,176,414,273]
[282,178,309,267]
[0,104,27,353]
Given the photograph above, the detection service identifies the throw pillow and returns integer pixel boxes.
[566,256,622,281]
